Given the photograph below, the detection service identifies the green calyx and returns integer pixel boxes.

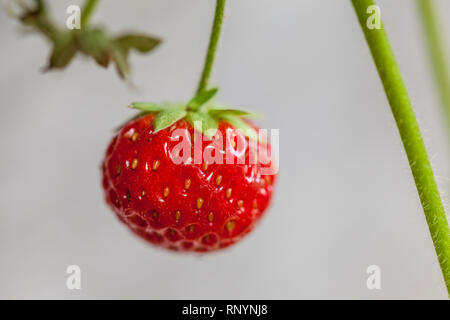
[130,88,259,140]
[16,0,161,79]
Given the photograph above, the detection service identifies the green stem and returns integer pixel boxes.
[417,0,450,138]
[81,0,100,28]
[351,0,450,296]
[196,0,226,95]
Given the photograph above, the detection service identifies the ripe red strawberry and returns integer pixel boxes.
[101,89,277,252]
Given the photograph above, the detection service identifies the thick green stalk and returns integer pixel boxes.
[196,0,226,95]
[417,0,450,137]
[81,0,100,27]
[351,0,450,295]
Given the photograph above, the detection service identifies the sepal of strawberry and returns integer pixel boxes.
[13,0,161,79]
[130,88,259,140]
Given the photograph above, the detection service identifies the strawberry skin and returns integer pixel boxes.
[102,114,276,252]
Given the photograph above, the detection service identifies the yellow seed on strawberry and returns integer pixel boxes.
[197,197,204,209]
[226,221,236,233]
[152,160,160,171]
[215,175,222,186]
[163,186,170,197]
[185,178,191,190]
[131,158,139,170]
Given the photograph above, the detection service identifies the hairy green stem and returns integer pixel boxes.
[81,0,100,27]
[196,0,226,95]
[351,0,450,295]
[417,0,450,138]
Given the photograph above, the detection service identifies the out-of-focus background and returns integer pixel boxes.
[0,0,449,299]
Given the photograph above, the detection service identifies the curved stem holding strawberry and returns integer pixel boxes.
[196,0,226,96]
[351,0,450,295]
[103,0,276,253]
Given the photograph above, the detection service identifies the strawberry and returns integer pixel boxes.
[101,89,277,252]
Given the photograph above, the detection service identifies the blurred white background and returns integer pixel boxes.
[1,0,449,299]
